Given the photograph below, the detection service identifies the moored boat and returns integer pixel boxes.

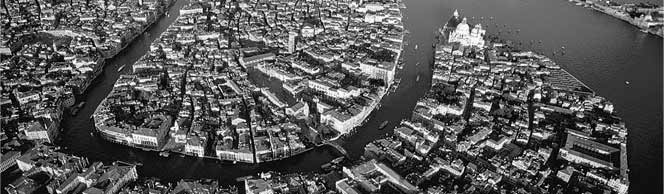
[379,121,389,129]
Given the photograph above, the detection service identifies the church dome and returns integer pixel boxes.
[455,18,470,34]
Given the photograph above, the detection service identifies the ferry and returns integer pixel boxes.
[118,64,127,72]
[378,121,389,130]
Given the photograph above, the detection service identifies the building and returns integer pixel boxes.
[559,134,620,169]
[245,178,274,194]
[301,23,317,38]
[94,113,172,150]
[21,118,59,143]
[321,110,353,134]
[185,135,206,157]
[260,88,287,108]
[239,53,276,68]
[16,145,89,177]
[286,101,309,119]
[557,166,576,183]
[335,178,361,194]
[307,80,352,99]
[341,159,419,194]
[288,31,298,53]
[1,151,21,172]
[359,60,396,84]
[445,10,485,48]
[53,162,138,194]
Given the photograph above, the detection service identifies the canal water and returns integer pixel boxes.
[55,0,661,193]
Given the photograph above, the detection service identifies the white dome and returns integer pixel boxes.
[455,18,470,34]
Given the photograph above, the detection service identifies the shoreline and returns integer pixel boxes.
[567,0,663,38]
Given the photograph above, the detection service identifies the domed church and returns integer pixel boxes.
[444,10,486,48]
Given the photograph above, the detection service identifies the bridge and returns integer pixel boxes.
[321,141,348,157]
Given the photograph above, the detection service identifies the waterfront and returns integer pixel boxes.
[54,0,661,193]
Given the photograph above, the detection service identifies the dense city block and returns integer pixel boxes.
[1,0,642,193]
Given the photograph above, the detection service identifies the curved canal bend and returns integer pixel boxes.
[58,0,661,193]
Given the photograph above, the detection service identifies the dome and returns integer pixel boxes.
[455,18,470,34]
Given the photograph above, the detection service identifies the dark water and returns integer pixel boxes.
[57,0,661,192]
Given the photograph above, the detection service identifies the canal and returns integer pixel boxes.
[56,0,661,193]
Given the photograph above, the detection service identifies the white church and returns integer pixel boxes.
[446,10,486,48]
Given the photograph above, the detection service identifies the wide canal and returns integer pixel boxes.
[57,0,661,193]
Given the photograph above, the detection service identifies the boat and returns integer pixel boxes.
[118,64,127,72]
[625,81,630,85]
[416,75,420,82]
[159,151,170,157]
[415,44,418,50]
[378,121,389,129]
[331,156,345,164]
[71,102,86,115]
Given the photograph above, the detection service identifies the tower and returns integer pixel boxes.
[288,31,298,54]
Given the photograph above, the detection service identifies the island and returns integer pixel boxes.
[91,0,406,163]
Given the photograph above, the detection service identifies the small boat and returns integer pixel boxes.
[71,102,86,115]
[625,81,630,85]
[379,121,389,129]
[332,156,345,164]
[118,64,127,72]
[416,75,420,82]
[415,44,418,50]
[159,151,170,157]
